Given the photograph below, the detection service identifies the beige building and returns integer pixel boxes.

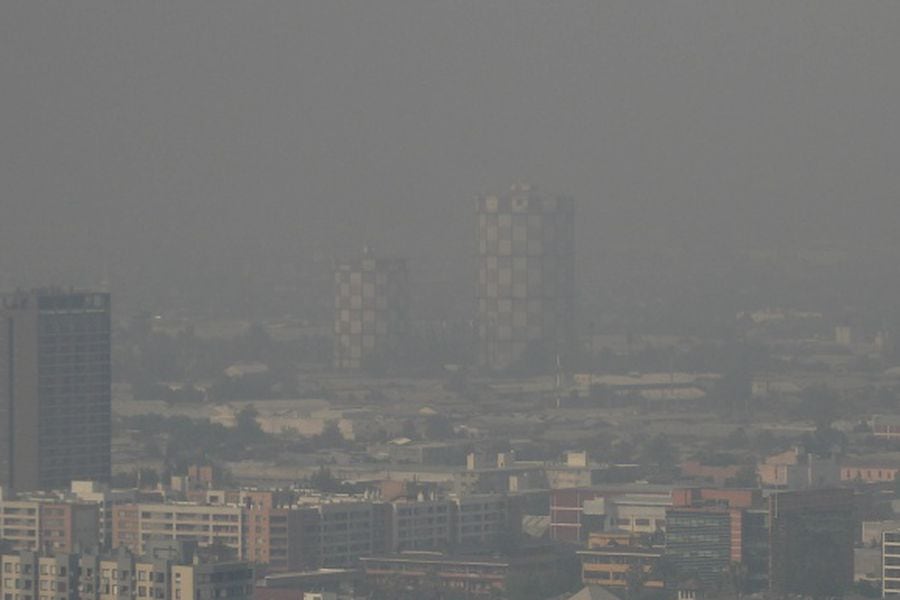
[475,185,575,372]
[333,250,409,371]
[0,495,99,554]
[112,503,244,559]
[757,447,841,489]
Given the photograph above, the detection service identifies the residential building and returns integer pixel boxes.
[577,532,664,590]
[0,542,253,600]
[111,502,245,560]
[768,488,854,597]
[69,481,137,549]
[309,501,389,569]
[884,530,900,596]
[549,486,673,543]
[0,289,111,491]
[0,494,99,554]
[841,460,900,484]
[872,417,900,440]
[332,249,409,371]
[475,185,575,372]
[109,491,521,572]
[389,499,452,552]
[451,495,520,550]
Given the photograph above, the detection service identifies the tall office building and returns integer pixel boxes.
[333,250,409,371]
[476,185,575,372]
[0,289,111,491]
[768,488,854,597]
[665,488,768,590]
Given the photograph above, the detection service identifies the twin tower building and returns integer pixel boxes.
[0,186,571,493]
[334,184,575,373]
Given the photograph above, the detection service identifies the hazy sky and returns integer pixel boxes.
[2,1,899,315]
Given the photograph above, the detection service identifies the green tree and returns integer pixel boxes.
[797,384,840,429]
[725,465,759,488]
[640,434,679,470]
[235,405,263,441]
[315,420,346,449]
[424,415,454,440]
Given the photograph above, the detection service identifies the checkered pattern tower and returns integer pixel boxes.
[476,185,575,372]
[333,250,409,371]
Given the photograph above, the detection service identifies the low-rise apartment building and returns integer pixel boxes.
[550,485,673,543]
[0,494,99,554]
[0,543,253,600]
[110,491,519,572]
[884,530,900,596]
[112,503,244,560]
[577,532,664,590]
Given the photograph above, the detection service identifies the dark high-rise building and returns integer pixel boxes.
[768,488,854,597]
[0,289,111,491]
[333,250,409,371]
[475,185,575,372]
[665,488,768,589]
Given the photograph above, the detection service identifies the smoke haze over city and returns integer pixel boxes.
[3,1,900,319]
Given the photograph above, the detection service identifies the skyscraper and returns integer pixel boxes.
[476,185,575,372]
[0,289,112,491]
[333,250,409,371]
[768,488,854,597]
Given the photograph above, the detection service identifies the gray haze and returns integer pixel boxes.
[2,1,899,318]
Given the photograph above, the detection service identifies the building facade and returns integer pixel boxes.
[577,532,664,590]
[0,544,253,600]
[0,290,111,491]
[110,491,519,572]
[333,251,409,371]
[768,488,854,597]
[0,495,100,555]
[884,530,900,597]
[665,488,768,590]
[475,185,575,372]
